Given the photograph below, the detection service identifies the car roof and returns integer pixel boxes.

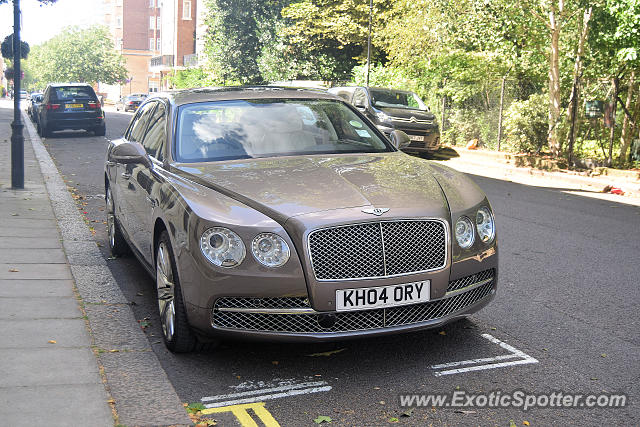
[47,83,94,88]
[150,86,341,106]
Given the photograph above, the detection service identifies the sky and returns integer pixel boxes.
[0,0,104,46]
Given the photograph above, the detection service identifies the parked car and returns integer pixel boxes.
[115,93,147,112]
[104,87,497,353]
[19,90,29,100]
[328,86,441,155]
[27,92,43,122]
[38,83,105,137]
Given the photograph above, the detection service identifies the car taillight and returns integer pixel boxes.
[46,104,61,110]
[126,101,134,105]
[88,102,99,109]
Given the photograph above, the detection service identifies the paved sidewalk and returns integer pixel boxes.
[0,100,192,427]
[0,102,113,425]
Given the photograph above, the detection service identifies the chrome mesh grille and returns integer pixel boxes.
[215,297,310,310]
[308,220,447,280]
[447,269,495,293]
[211,277,493,333]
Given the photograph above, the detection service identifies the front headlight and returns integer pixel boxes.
[455,216,475,249]
[476,207,495,244]
[200,227,246,268]
[251,233,290,268]
[376,111,391,122]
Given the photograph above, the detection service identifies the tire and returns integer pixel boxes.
[156,231,199,353]
[106,187,130,257]
[43,123,53,138]
[94,123,106,136]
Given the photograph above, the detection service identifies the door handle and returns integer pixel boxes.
[121,172,132,180]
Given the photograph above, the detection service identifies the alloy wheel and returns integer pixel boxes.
[156,242,176,342]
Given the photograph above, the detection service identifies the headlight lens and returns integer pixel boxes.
[376,111,391,122]
[200,227,246,268]
[251,233,290,268]
[455,216,475,249]
[476,207,495,244]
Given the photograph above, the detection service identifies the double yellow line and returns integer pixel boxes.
[202,402,280,427]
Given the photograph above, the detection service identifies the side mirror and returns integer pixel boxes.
[111,141,151,167]
[353,99,366,109]
[390,130,411,150]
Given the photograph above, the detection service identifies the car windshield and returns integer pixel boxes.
[127,95,146,101]
[369,89,427,111]
[175,99,393,162]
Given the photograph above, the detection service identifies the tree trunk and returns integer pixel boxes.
[619,70,636,163]
[608,76,619,166]
[548,7,562,157]
[566,7,592,166]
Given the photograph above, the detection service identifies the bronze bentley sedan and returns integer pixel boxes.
[104,87,498,353]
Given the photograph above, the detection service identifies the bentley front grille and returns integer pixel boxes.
[308,220,447,280]
[211,272,494,334]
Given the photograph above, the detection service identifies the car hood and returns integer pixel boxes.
[175,152,449,221]
[376,107,435,120]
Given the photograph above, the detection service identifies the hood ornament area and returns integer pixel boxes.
[362,207,390,216]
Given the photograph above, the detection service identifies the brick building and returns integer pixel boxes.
[100,0,197,101]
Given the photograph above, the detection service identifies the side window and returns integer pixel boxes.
[141,102,167,161]
[352,89,367,107]
[126,103,156,143]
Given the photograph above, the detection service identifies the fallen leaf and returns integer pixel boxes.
[601,353,607,358]
[401,408,414,417]
[9,268,19,272]
[439,331,446,335]
[379,401,386,405]
[271,360,279,365]
[48,340,57,344]
[11,213,18,216]
[510,420,517,427]
[523,421,530,426]
[490,327,497,330]
[307,348,346,357]
[455,410,476,414]
[314,415,332,424]
[136,292,144,296]
[109,349,119,353]
[389,417,399,423]
[107,398,115,404]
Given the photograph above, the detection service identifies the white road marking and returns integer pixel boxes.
[202,380,332,408]
[431,333,538,376]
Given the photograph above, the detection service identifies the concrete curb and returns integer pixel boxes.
[438,147,640,199]
[23,111,192,427]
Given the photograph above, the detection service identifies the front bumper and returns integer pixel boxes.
[377,124,441,153]
[188,268,496,342]
[49,118,104,131]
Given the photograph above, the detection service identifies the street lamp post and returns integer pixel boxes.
[366,0,372,87]
[11,0,24,189]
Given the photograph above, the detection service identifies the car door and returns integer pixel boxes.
[116,102,155,253]
[127,100,168,262]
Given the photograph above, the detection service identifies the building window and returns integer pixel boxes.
[150,38,155,51]
[115,16,122,28]
[157,38,161,51]
[182,0,191,20]
[156,17,161,29]
[149,81,159,93]
[149,16,155,29]
[149,0,155,7]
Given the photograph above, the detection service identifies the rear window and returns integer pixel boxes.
[51,86,97,101]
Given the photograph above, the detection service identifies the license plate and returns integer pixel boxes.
[66,103,83,109]
[409,135,424,141]
[336,280,430,312]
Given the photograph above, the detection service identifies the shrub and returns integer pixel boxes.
[502,93,548,153]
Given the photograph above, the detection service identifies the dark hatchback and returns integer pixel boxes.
[116,93,148,112]
[328,86,441,155]
[38,83,106,137]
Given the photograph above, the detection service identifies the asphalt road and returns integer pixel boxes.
[40,109,640,426]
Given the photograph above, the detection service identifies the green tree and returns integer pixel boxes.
[24,26,127,86]
[203,0,290,84]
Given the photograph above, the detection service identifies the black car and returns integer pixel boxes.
[27,92,43,123]
[38,83,106,137]
[328,86,441,155]
[115,93,147,112]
